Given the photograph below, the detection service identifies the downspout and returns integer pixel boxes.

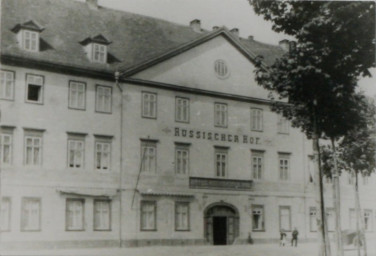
[115,71,123,248]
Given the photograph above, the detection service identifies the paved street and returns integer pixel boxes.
[2,242,375,256]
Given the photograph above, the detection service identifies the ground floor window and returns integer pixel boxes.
[1,197,11,231]
[66,199,84,231]
[175,202,189,231]
[252,205,265,231]
[364,209,373,231]
[326,208,335,232]
[310,207,317,232]
[279,206,291,231]
[349,209,356,230]
[21,197,41,231]
[94,200,111,231]
[141,201,156,231]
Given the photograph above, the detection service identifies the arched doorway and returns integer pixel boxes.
[204,202,239,245]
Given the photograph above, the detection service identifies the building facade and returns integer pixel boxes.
[0,0,375,250]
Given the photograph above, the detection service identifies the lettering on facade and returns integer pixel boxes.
[174,127,261,145]
[189,177,252,190]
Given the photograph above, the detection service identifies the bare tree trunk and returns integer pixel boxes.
[355,171,361,256]
[331,139,344,256]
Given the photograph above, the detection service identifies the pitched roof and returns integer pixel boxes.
[1,0,284,77]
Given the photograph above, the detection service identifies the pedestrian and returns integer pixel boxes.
[291,227,299,247]
[279,229,287,246]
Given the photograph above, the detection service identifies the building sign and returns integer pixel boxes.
[174,127,261,145]
[189,177,253,190]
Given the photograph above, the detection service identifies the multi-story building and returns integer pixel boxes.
[1,0,375,250]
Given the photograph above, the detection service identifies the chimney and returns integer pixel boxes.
[230,28,239,38]
[279,39,290,52]
[212,26,219,30]
[248,35,254,41]
[190,19,201,33]
[86,0,98,10]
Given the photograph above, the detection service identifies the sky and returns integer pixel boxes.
[81,0,375,97]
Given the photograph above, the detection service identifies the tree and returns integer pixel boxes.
[248,1,375,256]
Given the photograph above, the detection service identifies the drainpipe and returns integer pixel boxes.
[115,71,123,248]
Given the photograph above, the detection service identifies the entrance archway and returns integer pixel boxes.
[204,202,239,245]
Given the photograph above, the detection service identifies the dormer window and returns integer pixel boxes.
[79,34,111,64]
[11,20,44,52]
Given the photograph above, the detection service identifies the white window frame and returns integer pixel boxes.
[215,147,228,178]
[251,151,263,180]
[24,131,43,166]
[69,81,86,110]
[364,209,373,232]
[349,208,356,230]
[25,74,44,104]
[279,206,291,231]
[175,144,189,175]
[96,85,112,113]
[0,131,13,165]
[1,197,11,232]
[142,92,157,119]
[92,43,107,63]
[0,70,15,100]
[66,199,84,231]
[175,97,190,123]
[95,138,111,171]
[277,115,289,134]
[252,205,265,231]
[141,141,157,173]
[326,208,335,232]
[94,200,111,231]
[175,202,190,231]
[279,153,290,181]
[67,136,85,169]
[310,207,317,232]
[140,201,156,231]
[214,103,228,128]
[21,197,41,231]
[251,108,263,131]
[22,30,39,52]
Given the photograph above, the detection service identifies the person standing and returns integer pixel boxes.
[280,230,287,246]
[291,227,299,247]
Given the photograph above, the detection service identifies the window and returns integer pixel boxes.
[251,151,263,180]
[348,172,355,185]
[0,131,12,165]
[214,59,229,78]
[175,97,189,123]
[21,197,41,231]
[92,43,107,63]
[279,153,290,181]
[141,140,157,173]
[67,134,85,169]
[349,209,356,230]
[22,30,39,52]
[24,130,43,166]
[215,147,228,177]
[364,210,373,231]
[26,74,43,103]
[96,85,112,113]
[94,200,111,231]
[277,115,289,134]
[1,197,11,231]
[142,92,157,118]
[66,199,84,231]
[310,207,317,232]
[95,137,111,171]
[214,103,227,127]
[326,208,335,231]
[175,144,189,175]
[279,206,291,231]
[175,202,189,231]
[0,70,15,100]
[252,205,265,231]
[69,81,86,110]
[141,201,156,231]
[251,108,263,131]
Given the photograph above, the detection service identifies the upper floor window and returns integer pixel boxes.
[0,70,15,100]
[175,97,189,123]
[23,30,39,52]
[348,171,355,185]
[277,115,289,134]
[251,108,263,131]
[12,20,44,52]
[24,129,44,166]
[96,85,112,113]
[279,153,290,181]
[214,59,230,79]
[142,92,157,119]
[215,147,228,178]
[214,103,227,128]
[21,197,41,231]
[175,143,190,175]
[141,140,157,173]
[0,128,13,165]
[79,34,111,64]
[251,150,264,180]
[69,81,86,110]
[67,133,86,169]
[26,74,44,104]
[95,136,112,171]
